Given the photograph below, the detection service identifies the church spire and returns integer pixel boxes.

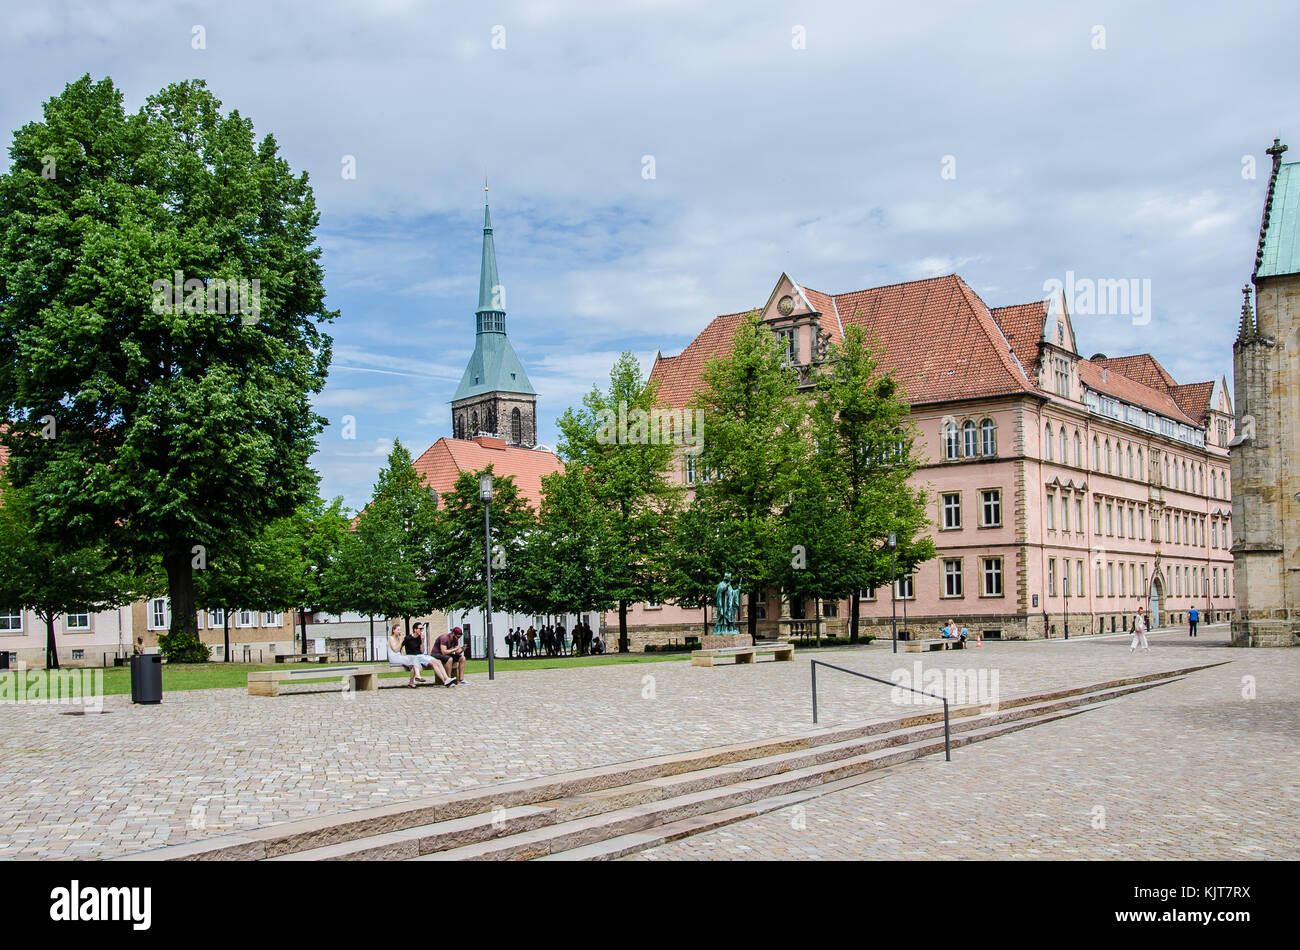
[1237,284,1256,343]
[476,181,505,332]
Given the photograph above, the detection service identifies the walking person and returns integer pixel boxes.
[1131,606,1151,655]
[1188,606,1199,638]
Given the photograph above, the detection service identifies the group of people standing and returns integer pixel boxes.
[506,620,602,658]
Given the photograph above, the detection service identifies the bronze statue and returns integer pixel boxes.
[714,572,742,635]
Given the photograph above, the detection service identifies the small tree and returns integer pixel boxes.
[0,475,148,667]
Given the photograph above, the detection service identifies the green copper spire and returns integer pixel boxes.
[476,186,505,330]
[453,188,536,401]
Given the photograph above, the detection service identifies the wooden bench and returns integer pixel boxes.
[248,665,379,697]
[904,637,966,653]
[691,643,796,667]
[275,653,331,664]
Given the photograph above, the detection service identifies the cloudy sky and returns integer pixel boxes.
[1,0,1293,511]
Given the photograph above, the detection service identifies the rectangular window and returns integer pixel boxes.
[1048,558,1057,596]
[208,609,225,628]
[1078,561,1086,597]
[981,490,1002,527]
[777,328,796,365]
[1061,495,1069,532]
[1046,494,1055,530]
[820,601,837,618]
[1107,562,1115,597]
[149,598,170,630]
[1106,503,1114,536]
[1095,562,1104,594]
[71,649,84,660]
[895,574,915,600]
[685,455,696,485]
[1213,568,1219,597]
[1094,500,1102,532]
[1075,498,1083,532]
[65,612,91,632]
[982,558,1003,597]
[1062,559,1071,597]
[1129,563,1136,596]
[943,559,963,598]
[262,611,282,628]
[1119,563,1126,597]
[0,609,22,633]
[237,610,254,628]
[942,492,961,530]
[860,588,876,602]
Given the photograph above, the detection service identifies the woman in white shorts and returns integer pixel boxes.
[387,623,454,687]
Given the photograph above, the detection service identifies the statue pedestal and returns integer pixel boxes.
[701,634,752,650]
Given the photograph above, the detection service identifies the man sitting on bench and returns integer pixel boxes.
[433,626,468,685]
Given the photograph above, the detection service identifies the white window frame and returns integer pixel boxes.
[0,608,22,633]
[981,558,1004,597]
[65,612,91,633]
[262,611,283,628]
[980,489,1002,528]
[941,492,961,530]
[148,597,170,631]
[236,610,255,628]
[943,559,963,598]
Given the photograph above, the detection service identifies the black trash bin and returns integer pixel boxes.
[130,654,162,704]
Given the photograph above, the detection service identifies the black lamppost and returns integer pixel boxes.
[889,531,898,654]
[1063,575,1070,640]
[480,473,496,681]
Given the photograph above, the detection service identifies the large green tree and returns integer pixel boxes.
[809,324,934,641]
[687,311,809,638]
[556,352,681,652]
[0,474,149,668]
[0,75,335,647]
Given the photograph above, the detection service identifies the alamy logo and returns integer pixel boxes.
[151,271,261,325]
[594,400,704,454]
[890,661,1000,710]
[1,667,103,712]
[49,881,151,930]
[1043,270,1152,326]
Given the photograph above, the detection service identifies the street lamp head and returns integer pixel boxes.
[888,531,897,549]
[479,473,494,501]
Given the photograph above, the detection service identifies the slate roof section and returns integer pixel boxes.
[411,436,562,511]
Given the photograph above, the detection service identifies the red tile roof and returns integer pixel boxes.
[799,286,843,344]
[411,436,563,511]
[649,309,753,410]
[1168,381,1215,425]
[990,300,1048,379]
[1076,359,1197,425]
[1093,354,1177,392]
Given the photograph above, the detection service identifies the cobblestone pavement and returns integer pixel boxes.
[0,623,1287,859]
[632,624,1299,860]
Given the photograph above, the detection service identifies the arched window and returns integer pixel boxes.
[1105,440,1112,474]
[1093,436,1100,471]
[943,421,960,460]
[981,419,996,456]
[1044,423,1053,461]
[1164,455,1170,485]
[1060,427,1068,464]
[963,420,978,457]
[1136,449,1144,482]
[511,408,522,444]
[471,410,479,434]
[1126,446,1133,478]
[1181,460,1187,490]
[1074,432,1082,467]
[455,414,464,440]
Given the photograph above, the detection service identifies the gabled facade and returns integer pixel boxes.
[608,271,1235,648]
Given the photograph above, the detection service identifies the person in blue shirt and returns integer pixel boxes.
[1188,606,1199,638]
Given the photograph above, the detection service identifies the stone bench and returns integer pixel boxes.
[248,665,379,697]
[904,637,966,653]
[691,643,796,667]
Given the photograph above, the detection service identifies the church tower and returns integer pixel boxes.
[451,188,538,447]
[1231,138,1300,647]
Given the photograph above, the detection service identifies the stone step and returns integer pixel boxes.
[270,680,1164,862]
[122,667,1208,861]
[413,704,1096,861]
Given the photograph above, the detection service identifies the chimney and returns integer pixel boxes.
[1101,367,1107,383]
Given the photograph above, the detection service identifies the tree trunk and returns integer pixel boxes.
[163,548,198,638]
[223,609,230,662]
[369,614,375,662]
[618,599,629,653]
[849,590,860,643]
[299,607,307,654]
[44,612,59,670]
[747,590,758,640]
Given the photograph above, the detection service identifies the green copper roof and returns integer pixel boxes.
[476,201,503,316]
[1257,162,1300,279]
[452,331,536,399]
[453,196,536,400]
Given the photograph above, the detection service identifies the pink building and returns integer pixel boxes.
[606,273,1235,647]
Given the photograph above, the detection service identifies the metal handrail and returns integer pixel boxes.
[810,659,950,762]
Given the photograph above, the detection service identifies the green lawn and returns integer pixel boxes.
[1,652,690,697]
